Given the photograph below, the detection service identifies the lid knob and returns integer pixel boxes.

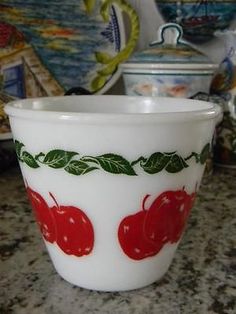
[150,23,184,47]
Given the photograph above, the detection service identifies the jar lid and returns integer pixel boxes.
[121,23,217,71]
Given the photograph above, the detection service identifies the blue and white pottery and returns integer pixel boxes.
[0,0,139,98]
[120,23,218,99]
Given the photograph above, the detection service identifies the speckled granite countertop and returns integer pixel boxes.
[0,166,235,314]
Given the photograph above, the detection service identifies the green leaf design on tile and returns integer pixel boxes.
[36,150,78,168]
[21,151,39,168]
[97,62,117,76]
[95,52,113,64]
[90,0,140,92]
[83,0,96,13]
[91,75,107,91]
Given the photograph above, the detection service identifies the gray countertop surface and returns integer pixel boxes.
[0,166,235,314]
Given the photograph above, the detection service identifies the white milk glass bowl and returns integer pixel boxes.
[5,96,221,291]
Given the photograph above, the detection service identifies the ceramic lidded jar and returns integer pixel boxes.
[120,23,218,98]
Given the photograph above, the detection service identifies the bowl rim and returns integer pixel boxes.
[120,62,218,72]
[5,95,222,125]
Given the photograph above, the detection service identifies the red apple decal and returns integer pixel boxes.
[25,184,95,257]
[167,190,196,243]
[143,191,174,246]
[118,189,196,260]
[118,195,164,260]
[145,189,196,245]
[26,186,56,243]
[49,193,94,257]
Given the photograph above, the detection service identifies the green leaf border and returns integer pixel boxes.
[14,140,210,176]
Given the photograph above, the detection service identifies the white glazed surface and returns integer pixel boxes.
[123,72,213,98]
[5,96,220,291]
